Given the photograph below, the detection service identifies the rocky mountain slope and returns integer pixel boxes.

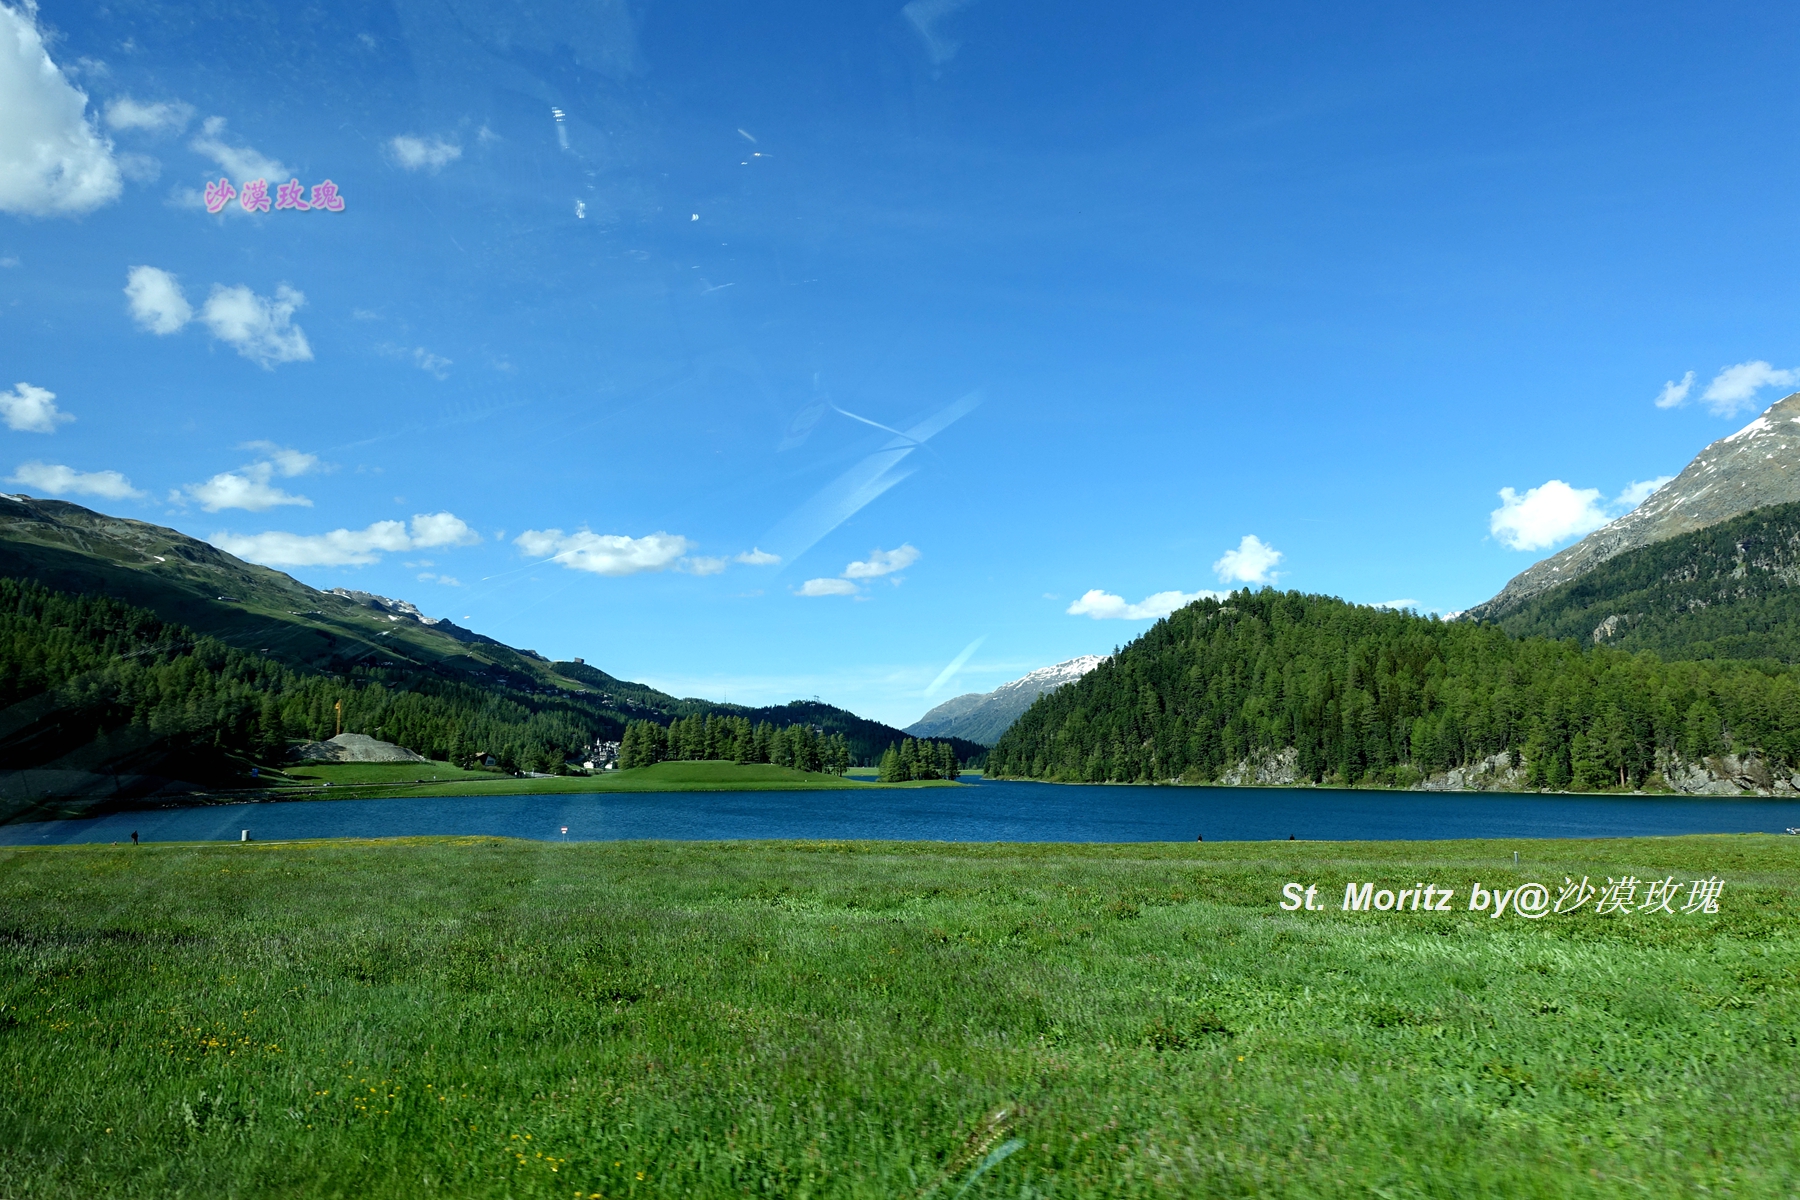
[1465,392,1800,622]
[906,655,1106,744]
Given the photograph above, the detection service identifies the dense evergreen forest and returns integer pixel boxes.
[877,738,962,781]
[0,578,593,774]
[1496,501,1800,662]
[0,579,867,779]
[986,589,1800,789]
[618,714,854,775]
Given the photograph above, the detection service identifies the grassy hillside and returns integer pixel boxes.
[1493,500,1800,662]
[1,835,1792,1197]
[0,498,978,801]
[986,589,1800,789]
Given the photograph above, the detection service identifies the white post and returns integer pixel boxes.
[241,830,249,842]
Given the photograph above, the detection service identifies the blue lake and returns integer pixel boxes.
[3,777,1799,845]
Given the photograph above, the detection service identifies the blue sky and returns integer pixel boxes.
[4,0,1799,726]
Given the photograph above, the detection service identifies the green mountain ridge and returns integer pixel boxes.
[986,588,1800,792]
[1465,392,1800,621]
[0,496,982,807]
[1492,500,1800,661]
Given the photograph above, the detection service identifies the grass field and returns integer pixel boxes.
[268,759,961,799]
[2,835,1796,1197]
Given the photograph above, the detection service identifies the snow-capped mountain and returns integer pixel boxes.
[1465,392,1800,622]
[906,655,1108,745]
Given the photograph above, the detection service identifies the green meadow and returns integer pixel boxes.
[2,835,1796,1197]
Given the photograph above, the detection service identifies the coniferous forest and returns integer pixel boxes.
[986,589,1800,789]
[617,714,854,774]
[877,738,962,781]
[0,579,856,779]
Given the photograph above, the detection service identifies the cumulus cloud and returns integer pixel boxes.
[1615,475,1673,510]
[9,460,141,499]
[188,116,286,181]
[210,511,476,567]
[104,96,192,135]
[515,528,692,576]
[124,268,312,367]
[388,135,461,171]
[797,577,859,597]
[1212,534,1283,585]
[186,462,311,512]
[0,382,73,432]
[201,283,311,368]
[679,555,729,576]
[735,547,780,565]
[843,543,920,579]
[1700,361,1799,418]
[1067,588,1222,620]
[1490,480,1609,551]
[0,2,121,216]
[1653,370,1694,409]
[124,265,193,333]
[408,511,479,548]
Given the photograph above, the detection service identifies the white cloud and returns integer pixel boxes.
[0,381,72,432]
[1490,480,1609,551]
[680,555,728,576]
[1370,599,1419,611]
[1615,475,1673,510]
[104,96,192,135]
[379,343,451,378]
[798,577,859,597]
[187,463,311,512]
[515,528,691,575]
[843,543,920,579]
[1653,370,1694,409]
[1067,588,1221,620]
[239,441,319,477]
[210,512,475,567]
[1213,534,1283,584]
[408,511,479,548]
[735,547,780,565]
[0,2,121,216]
[124,265,192,334]
[201,283,311,368]
[9,460,141,499]
[188,116,286,181]
[413,348,450,379]
[388,135,461,172]
[1701,361,1799,418]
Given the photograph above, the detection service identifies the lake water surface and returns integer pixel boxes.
[4,777,1799,845]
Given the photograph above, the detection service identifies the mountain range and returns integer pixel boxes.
[1464,392,1800,622]
[906,655,1107,745]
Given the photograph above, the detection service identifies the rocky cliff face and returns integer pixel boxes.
[906,655,1107,744]
[1465,392,1800,622]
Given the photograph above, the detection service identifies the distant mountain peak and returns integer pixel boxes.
[1465,392,1800,622]
[906,654,1108,745]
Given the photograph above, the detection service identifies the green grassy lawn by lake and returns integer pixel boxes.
[270,759,961,800]
[3,836,1795,1197]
